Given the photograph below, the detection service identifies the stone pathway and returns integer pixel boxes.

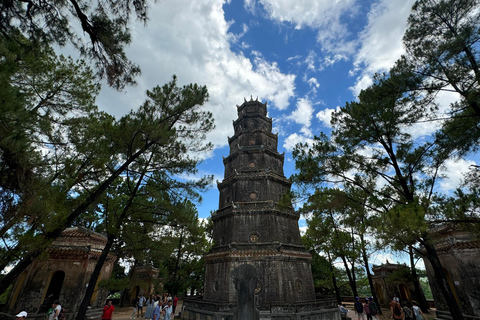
[110,301,183,320]
[341,302,437,320]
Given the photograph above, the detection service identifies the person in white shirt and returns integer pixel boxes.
[137,294,146,318]
[53,301,62,320]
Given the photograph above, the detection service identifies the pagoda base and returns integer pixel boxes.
[182,296,341,320]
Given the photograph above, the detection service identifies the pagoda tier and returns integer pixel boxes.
[203,99,315,305]
[183,98,339,320]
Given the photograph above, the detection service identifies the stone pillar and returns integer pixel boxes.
[232,264,259,320]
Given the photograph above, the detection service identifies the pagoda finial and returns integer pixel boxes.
[250,95,253,101]
[256,96,258,101]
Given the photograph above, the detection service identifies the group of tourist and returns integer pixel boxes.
[390,296,427,320]
[340,295,428,320]
[351,296,379,320]
[130,293,178,320]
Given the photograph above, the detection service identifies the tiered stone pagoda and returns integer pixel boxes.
[182,98,338,320]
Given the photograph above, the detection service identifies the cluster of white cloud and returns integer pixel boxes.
[97,0,296,155]
[249,0,358,55]
[91,0,476,201]
[316,106,340,128]
[250,0,417,149]
[350,0,415,96]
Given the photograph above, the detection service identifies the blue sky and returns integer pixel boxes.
[93,0,476,265]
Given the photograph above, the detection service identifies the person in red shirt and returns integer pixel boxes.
[173,296,179,315]
[102,300,115,320]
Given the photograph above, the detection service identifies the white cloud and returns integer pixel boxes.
[96,0,296,153]
[228,22,249,43]
[369,250,425,269]
[283,133,314,152]
[319,54,349,70]
[350,0,415,97]
[316,106,340,128]
[244,0,256,13]
[307,77,319,89]
[439,158,476,193]
[254,0,358,55]
[305,50,316,71]
[286,97,315,138]
[349,74,374,98]
[400,88,461,140]
[286,55,302,62]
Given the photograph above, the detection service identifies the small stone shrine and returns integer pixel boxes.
[6,227,116,314]
[423,224,480,319]
[120,265,160,306]
[371,262,426,306]
[182,98,339,320]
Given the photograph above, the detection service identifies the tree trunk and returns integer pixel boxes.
[75,234,115,320]
[360,235,382,315]
[172,229,184,296]
[349,228,357,297]
[422,240,464,320]
[327,251,342,305]
[0,140,156,295]
[408,245,429,312]
[340,254,358,297]
[75,164,148,320]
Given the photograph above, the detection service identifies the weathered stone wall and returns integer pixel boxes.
[218,174,290,205]
[424,246,480,317]
[182,297,341,320]
[7,227,115,314]
[223,150,284,180]
[211,210,302,246]
[203,254,315,304]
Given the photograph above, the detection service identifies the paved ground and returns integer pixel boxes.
[108,301,436,320]
[341,302,437,320]
[111,300,183,320]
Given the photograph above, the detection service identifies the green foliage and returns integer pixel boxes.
[420,277,433,300]
[0,32,103,272]
[294,3,480,318]
[0,285,12,304]
[0,0,147,89]
[159,202,211,295]
[0,36,214,295]
[403,0,480,156]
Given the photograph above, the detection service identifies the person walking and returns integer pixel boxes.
[403,302,413,320]
[354,297,365,320]
[53,301,62,320]
[152,303,161,320]
[390,297,403,320]
[368,297,379,320]
[412,301,427,320]
[102,300,115,320]
[144,295,155,320]
[364,298,372,320]
[130,295,139,319]
[161,300,174,320]
[137,294,146,318]
[46,303,55,320]
[172,296,178,315]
